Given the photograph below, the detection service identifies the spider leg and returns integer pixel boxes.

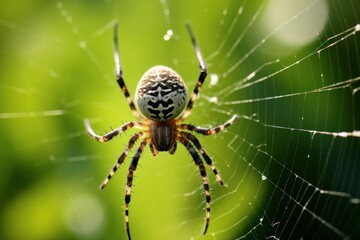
[124,138,149,240]
[84,119,142,142]
[180,132,224,185]
[179,114,239,135]
[99,132,145,189]
[149,142,158,156]
[180,23,207,120]
[169,142,177,154]
[113,21,143,120]
[178,136,211,235]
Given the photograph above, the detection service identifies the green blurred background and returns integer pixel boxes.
[1,0,359,239]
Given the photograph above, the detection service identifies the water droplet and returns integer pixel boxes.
[355,24,360,32]
[246,72,255,81]
[209,96,218,103]
[66,16,72,23]
[61,9,67,17]
[163,29,173,41]
[56,2,63,9]
[79,41,87,48]
[209,73,219,86]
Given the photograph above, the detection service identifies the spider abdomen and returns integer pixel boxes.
[135,66,188,121]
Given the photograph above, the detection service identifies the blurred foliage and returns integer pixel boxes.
[0,1,246,239]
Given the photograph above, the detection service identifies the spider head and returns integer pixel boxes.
[135,65,188,121]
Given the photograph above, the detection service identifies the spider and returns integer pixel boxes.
[84,21,238,239]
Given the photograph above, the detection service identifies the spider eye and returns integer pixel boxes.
[135,65,188,121]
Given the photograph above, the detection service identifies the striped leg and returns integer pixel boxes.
[149,142,158,156]
[113,21,142,120]
[179,114,239,135]
[85,119,142,142]
[178,136,211,234]
[124,138,148,240]
[180,132,224,185]
[180,23,207,120]
[99,132,144,189]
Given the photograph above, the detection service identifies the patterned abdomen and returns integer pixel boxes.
[135,66,188,121]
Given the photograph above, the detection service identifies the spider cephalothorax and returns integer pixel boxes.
[84,21,238,240]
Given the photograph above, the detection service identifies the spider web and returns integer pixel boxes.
[0,0,359,239]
